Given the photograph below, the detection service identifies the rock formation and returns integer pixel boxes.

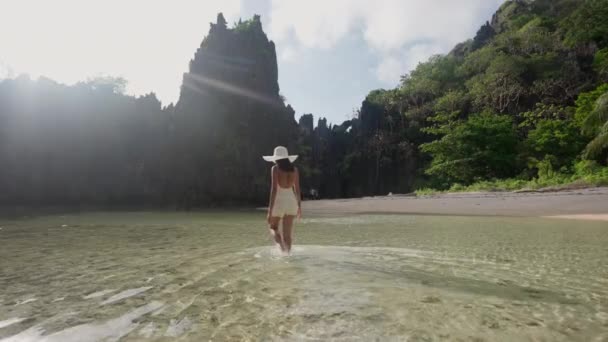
[171,14,297,206]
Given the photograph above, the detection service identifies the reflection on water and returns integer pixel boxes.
[0,212,607,341]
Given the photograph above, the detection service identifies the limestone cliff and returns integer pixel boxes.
[171,13,297,205]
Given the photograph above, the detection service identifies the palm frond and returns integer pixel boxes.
[583,92,608,158]
[582,92,608,135]
[584,121,608,158]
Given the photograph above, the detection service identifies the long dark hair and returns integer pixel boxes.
[276,158,295,172]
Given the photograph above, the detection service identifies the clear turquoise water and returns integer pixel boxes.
[0,212,607,341]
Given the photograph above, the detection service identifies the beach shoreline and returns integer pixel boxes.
[302,187,608,221]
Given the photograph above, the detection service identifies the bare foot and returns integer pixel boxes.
[269,228,286,252]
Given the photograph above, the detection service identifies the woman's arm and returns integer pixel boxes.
[294,167,302,217]
[267,166,278,221]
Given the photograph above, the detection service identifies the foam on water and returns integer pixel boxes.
[14,299,36,307]
[164,317,192,337]
[82,289,116,300]
[0,302,163,342]
[0,319,26,330]
[100,287,152,305]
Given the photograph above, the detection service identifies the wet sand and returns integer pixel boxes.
[303,187,608,220]
[546,214,608,221]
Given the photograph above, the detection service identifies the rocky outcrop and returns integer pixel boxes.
[471,21,496,51]
[171,14,297,206]
[178,14,281,108]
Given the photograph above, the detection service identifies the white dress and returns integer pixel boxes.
[271,186,299,217]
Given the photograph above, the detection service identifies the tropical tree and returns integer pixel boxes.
[421,112,519,185]
[582,91,608,160]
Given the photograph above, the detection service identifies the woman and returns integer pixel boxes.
[263,146,302,254]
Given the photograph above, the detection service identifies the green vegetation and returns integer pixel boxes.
[416,160,608,196]
[2,2,608,205]
[233,15,262,33]
[292,0,608,197]
[581,91,608,158]
[421,112,519,186]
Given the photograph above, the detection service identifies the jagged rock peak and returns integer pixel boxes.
[299,114,314,134]
[217,13,227,27]
[178,13,281,109]
[490,0,533,33]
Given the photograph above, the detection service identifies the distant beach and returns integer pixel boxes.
[303,187,608,221]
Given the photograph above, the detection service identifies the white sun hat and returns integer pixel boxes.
[263,146,298,162]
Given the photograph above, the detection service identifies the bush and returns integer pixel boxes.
[416,160,608,194]
[421,112,520,184]
[575,84,608,128]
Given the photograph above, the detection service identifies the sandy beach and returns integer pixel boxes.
[303,187,608,221]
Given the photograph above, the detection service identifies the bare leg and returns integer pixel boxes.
[268,217,286,252]
[282,215,295,254]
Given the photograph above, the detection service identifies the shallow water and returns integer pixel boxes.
[0,212,607,341]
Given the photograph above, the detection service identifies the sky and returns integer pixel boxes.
[0,0,505,124]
